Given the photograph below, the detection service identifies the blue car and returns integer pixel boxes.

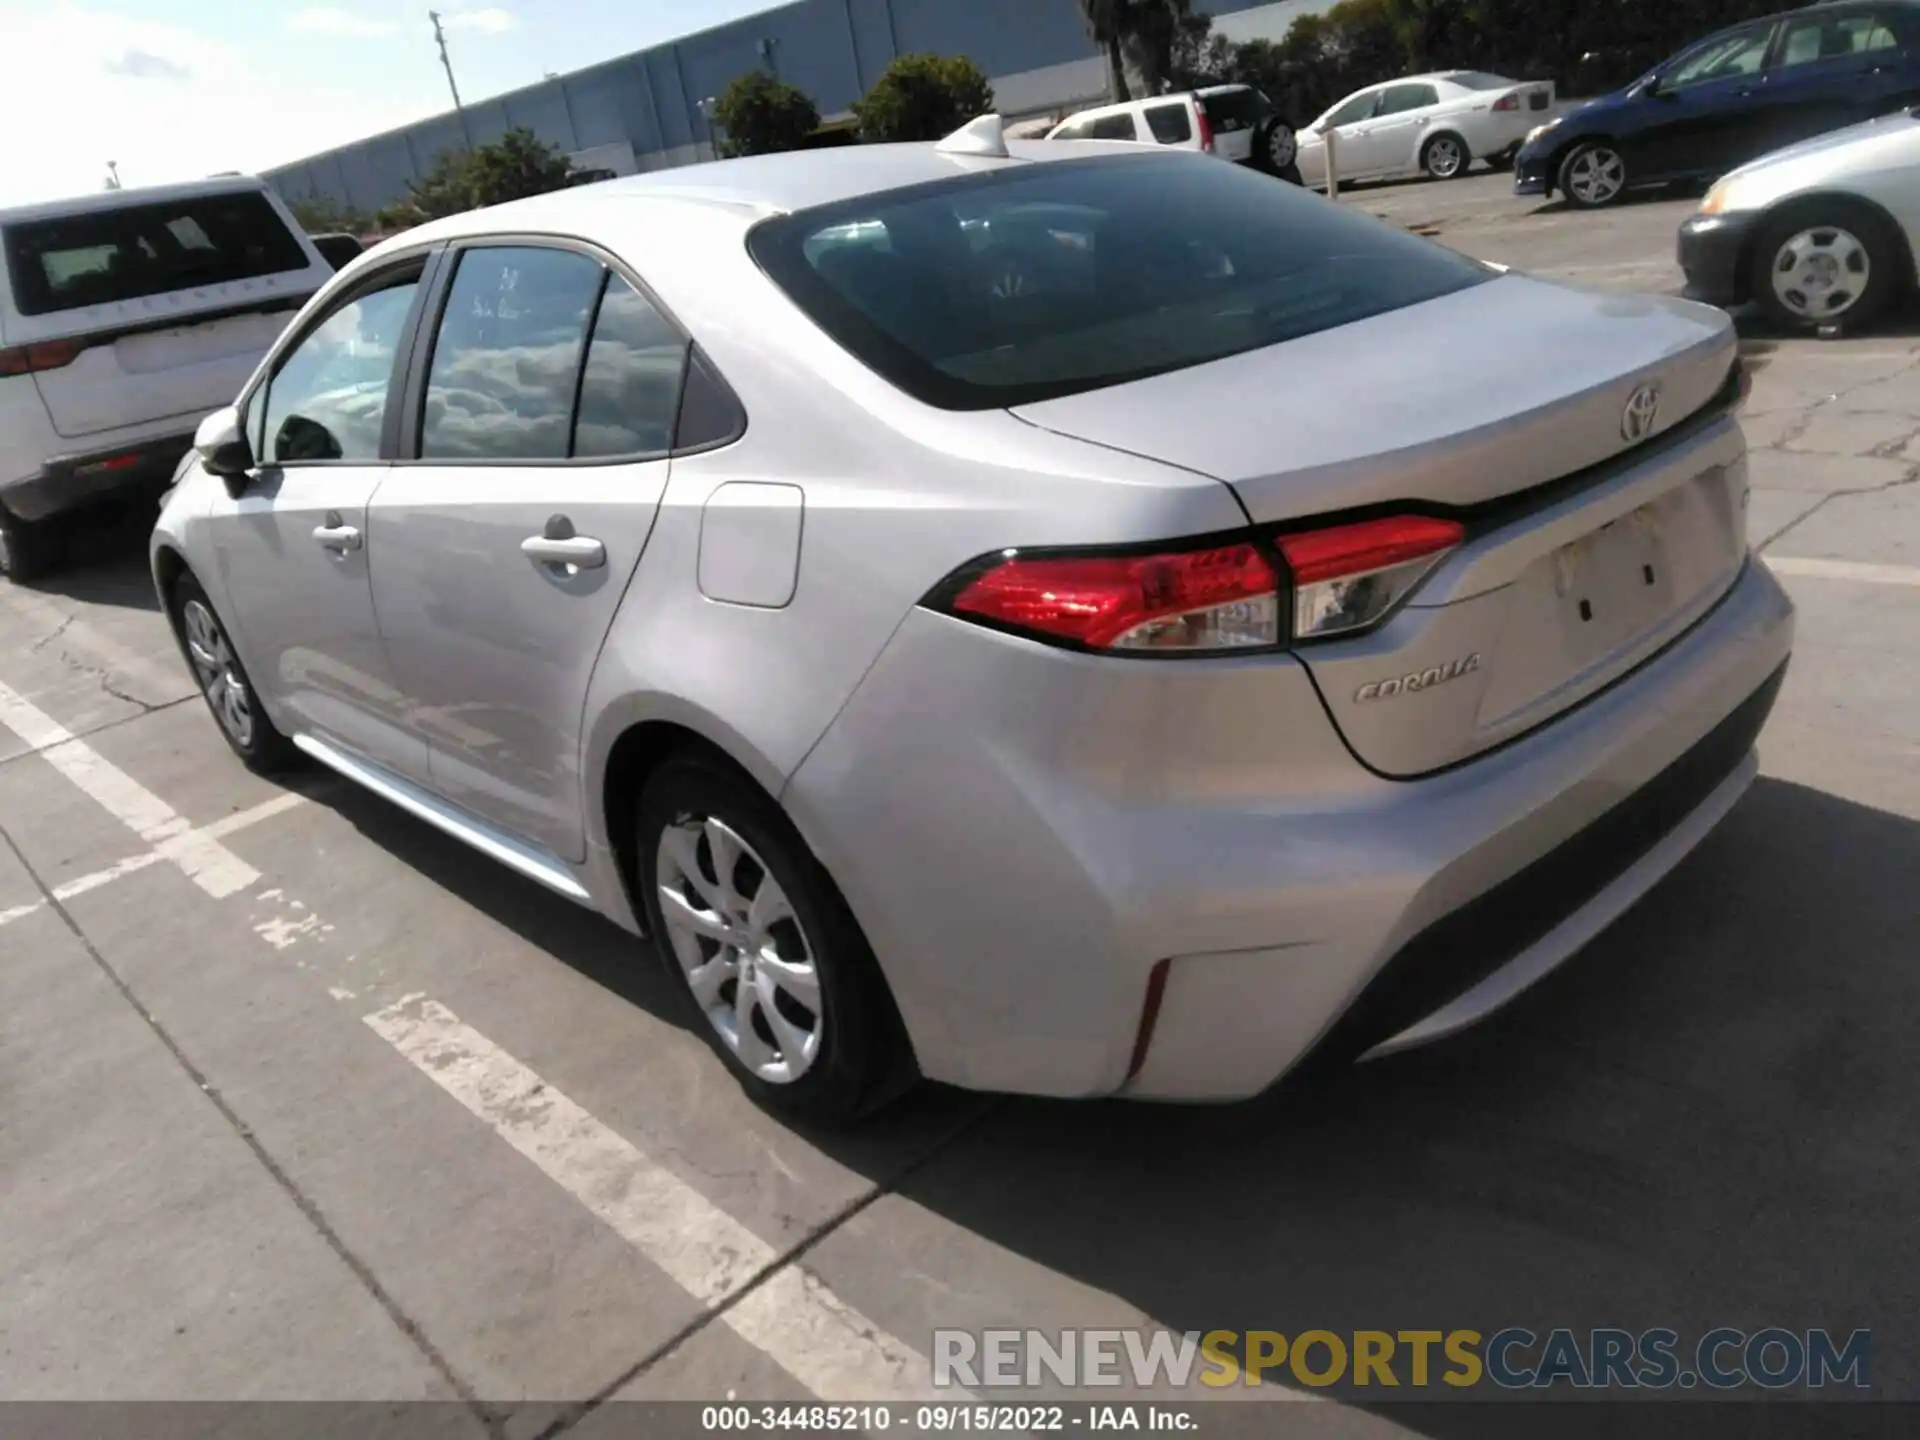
[1516,0,1920,208]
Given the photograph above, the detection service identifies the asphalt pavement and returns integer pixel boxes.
[1,176,1917,1438]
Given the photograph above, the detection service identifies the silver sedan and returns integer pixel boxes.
[154,123,1794,1125]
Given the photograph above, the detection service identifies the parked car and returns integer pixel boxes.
[155,118,1791,1125]
[1517,0,1920,209]
[0,177,331,578]
[1047,85,1302,181]
[1294,71,1556,188]
[1679,107,1920,331]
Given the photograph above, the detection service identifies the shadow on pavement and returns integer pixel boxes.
[8,500,163,611]
[306,762,1919,1427]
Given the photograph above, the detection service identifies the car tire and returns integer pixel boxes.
[637,752,912,1127]
[1751,200,1902,336]
[167,572,300,774]
[1421,132,1470,181]
[0,510,58,582]
[1558,140,1628,209]
[1253,118,1299,177]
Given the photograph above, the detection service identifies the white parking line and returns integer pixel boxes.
[0,678,258,897]
[365,993,952,1404]
[0,585,190,702]
[1767,556,1920,588]
[0,791,307,929]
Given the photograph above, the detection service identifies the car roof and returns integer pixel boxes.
[391,139,1147,249]
[0,176,273,227]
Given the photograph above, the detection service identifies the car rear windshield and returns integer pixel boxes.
[1198,87,1272,130]
[748,153,1493,410]
[3,191,309,317]
[1447,72,1515,90]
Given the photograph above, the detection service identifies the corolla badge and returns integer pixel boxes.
[1354,653,1482,703]
[1622,383,1662,443]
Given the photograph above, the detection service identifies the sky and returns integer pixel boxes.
[0,0,771,207]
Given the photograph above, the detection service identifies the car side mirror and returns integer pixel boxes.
[194,406,254,496]
[1639,75,1668,99]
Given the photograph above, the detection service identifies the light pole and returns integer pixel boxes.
[428,10,473,147]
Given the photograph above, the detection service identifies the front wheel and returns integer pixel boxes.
[1752,203,1901,335]
[637,753,910,1126]
[169,573,298,773]
[1559,140,1627,208]
[1421,133,1470,180]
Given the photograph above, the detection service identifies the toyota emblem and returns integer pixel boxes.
[1622,384,1662,443]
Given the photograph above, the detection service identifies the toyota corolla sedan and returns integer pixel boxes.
[154,121,1794,1125]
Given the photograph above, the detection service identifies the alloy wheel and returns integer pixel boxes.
[1426,137,1463,178]
[1565,146,1625,206]
[1771,226,1870,323]
[655,814,823,1084]
[181,598,255,748]
[1267,124,1297,170]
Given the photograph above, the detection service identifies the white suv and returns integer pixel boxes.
[1047,85,1300,181]
[0,178,331,579]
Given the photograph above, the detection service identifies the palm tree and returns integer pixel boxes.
[1079,0,1132,103]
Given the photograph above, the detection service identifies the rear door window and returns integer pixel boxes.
[1325,91,1381,127]
[1142,102,1194,144]
[1377,83,1440,115]
[419,246,604,461]
[572,278,689,458]
[3,191,309,316]
[1087,113,1141,141]
[749,153,1491,411]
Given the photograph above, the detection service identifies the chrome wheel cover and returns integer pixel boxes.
[1267,124,1297,169]
[181,598,255,748]
[656,815,823,1084]
[1427,136,1463,177]
[1771,226,1870,321]
[1566,146,1625,205]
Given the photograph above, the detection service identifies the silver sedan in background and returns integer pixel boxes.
[154,125,1793,1126]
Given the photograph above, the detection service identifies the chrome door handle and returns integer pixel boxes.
[313,523,362,553]
[521,534,606,569]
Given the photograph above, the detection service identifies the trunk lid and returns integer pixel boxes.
[1012,275,1748,775]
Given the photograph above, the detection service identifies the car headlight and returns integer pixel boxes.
[1525,119,1561,145]
[1698,181,1732,216]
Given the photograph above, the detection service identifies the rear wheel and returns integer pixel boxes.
[0,511,58,582]
[1752,202,1901,335]
[1254,118,1299,177]
[168,573,298,773]
[1421,133,1469,180]
[637,753,910,1127]
[1559,140,1627,208]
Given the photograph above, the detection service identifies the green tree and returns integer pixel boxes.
[713,70,821,157]
[287,196,371,235]
[1167,12,1232,91]
[1078,0,1134,102]
[399,126,575,223]
[1120,0,1196,96]
[852,53,995,143]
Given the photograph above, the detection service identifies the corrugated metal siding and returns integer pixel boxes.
[262,0,1305,212]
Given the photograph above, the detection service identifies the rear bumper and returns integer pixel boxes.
[0,431,193,523]
[1678,212,1759,308]
[789,554,1795,1101]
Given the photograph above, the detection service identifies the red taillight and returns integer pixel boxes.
[0,338,85,376]
[1277,515,1464,640]
[946,541,1280,653]
[1194,103,1216,153]
[1493,91,1521,112]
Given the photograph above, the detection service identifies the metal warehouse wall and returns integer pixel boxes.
[263,0,1330,212]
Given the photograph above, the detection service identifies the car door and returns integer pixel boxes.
[1758,8,1914,155]
[1633,23,1779,181]
[367,242,691,862]
[1366,82,1442,176]
[207,254,431,778]
[1301,88,1383,183]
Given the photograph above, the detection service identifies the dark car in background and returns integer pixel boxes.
[1517,0,1920,208]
